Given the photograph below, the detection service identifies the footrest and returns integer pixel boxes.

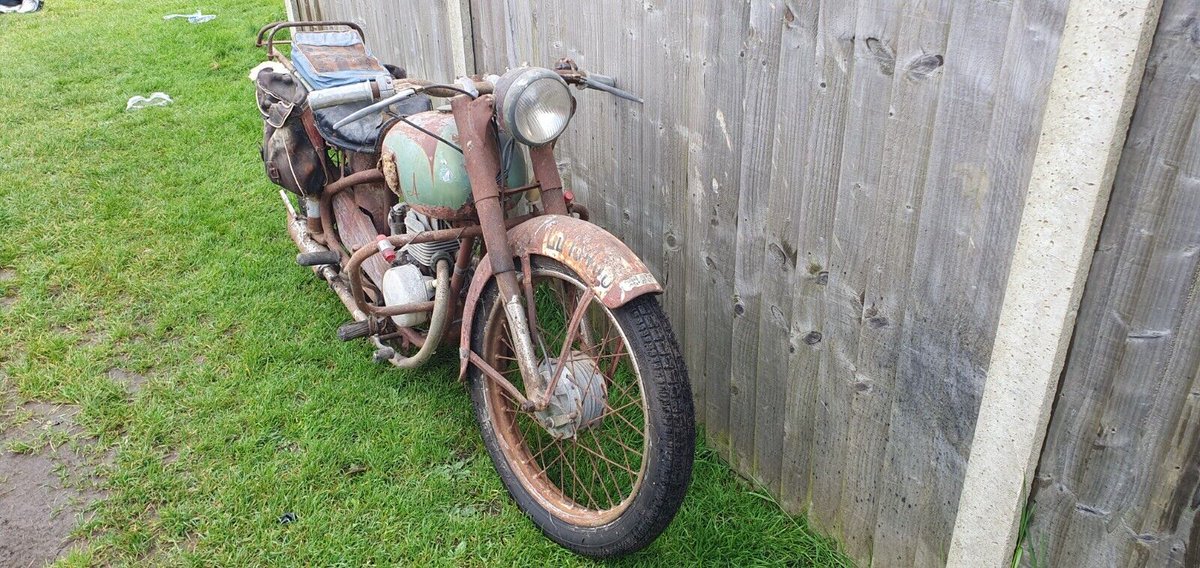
[297,251,342,267]
[337,320,372,341]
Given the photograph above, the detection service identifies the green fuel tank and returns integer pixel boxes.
[380,109,530,220]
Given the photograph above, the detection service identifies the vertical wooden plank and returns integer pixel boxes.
[560,0,625,235]
[612,0,643,252]
[726,0,786,473]
[681,1,751,439]
[638,1,692,346]
[618,2,653,279]
[751,0,820,502]
[446,0,474,76]
[871,0,1025,563]
[762,0,859,515]
[467,0,497,70]
[1028,1,1200,564]
[794,0,907,558]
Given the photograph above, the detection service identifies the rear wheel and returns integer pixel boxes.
[468,257,694,558]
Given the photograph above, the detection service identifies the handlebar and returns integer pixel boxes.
[308,61,640,129]
[307,77,495,111]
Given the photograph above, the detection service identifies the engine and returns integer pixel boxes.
[401,209,459,269]
[380,204,460,328]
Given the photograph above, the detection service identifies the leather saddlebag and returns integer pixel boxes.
[255,70,327,196]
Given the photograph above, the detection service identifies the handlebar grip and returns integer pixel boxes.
[307,76,396,111]
[586,73,616,88]
[308,81,381,110]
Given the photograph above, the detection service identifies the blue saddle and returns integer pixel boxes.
[290,31,431,153]
[291,31,389,89]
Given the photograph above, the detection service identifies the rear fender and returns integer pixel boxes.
[458,214,662,380]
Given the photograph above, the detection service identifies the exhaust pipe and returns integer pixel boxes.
[371,258,451,369]
[283,190,449,369]
[281,190,367,321]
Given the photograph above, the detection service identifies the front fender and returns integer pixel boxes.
[458,214,662,380]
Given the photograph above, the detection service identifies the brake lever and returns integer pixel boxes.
[581,76,643,104]
[554,59,644,104]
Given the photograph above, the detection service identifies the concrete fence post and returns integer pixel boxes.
[947,0,1163,565]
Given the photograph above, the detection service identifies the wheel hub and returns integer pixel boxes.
[534,351,608,439]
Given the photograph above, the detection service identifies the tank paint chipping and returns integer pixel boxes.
[381,110,530,220]
[509,215,662,307]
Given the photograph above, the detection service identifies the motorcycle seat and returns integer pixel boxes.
[291,31,431,153]
[310,94,432,154]
[291,31,388,90]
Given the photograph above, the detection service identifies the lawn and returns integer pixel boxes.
[0,0,850,565]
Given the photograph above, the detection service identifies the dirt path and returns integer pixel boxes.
[0,394,106,567]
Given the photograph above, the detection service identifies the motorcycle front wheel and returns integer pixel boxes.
[468,256,694,558]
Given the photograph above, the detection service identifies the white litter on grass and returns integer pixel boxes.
[126,92,173,111]
[0,0,42,14]
[163,10,215,24]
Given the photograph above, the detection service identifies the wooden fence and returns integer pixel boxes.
[281,0,1195,565]
[1027,1,1200,565]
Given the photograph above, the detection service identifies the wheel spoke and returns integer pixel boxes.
[566,441,598,509]
[585,428,622,507]
[572,436,640,478]
[479,259,653,522]
[603,402,645,435]
[534,441,564,479]
[577,396,642,430]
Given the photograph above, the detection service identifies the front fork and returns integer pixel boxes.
[452,94,568,409]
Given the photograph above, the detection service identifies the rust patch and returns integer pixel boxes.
[381,150,400,196]
[458,215,663,380]
[508,215,661,308]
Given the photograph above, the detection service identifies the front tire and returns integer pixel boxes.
[468,257,694,558]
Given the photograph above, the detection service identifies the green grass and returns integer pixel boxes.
[0,1,851,565]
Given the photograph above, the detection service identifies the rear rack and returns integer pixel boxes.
[254,21,366,64]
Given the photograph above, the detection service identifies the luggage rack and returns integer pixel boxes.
[254,21,366,68]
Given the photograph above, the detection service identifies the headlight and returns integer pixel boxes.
[495,67,574,147]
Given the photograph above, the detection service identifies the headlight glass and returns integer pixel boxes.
[497,68,573,147]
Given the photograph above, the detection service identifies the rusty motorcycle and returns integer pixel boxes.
[252,22,694,557]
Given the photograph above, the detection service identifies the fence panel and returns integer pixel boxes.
[1028,1,1200,565]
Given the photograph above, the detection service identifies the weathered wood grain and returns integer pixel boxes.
[1029,1,1200,565]
[775,0,827,515]
[811,0,906,558]
[784,0,860,533]
[285,1,1075,565]
[829,0,952,558]
[755,0,822,505]
[726,0,786,475]
[681,1,750,441]
[639,2,693,358]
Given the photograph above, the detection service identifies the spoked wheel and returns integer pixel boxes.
[468,256,694,558]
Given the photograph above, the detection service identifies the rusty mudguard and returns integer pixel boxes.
[457,214,662,380]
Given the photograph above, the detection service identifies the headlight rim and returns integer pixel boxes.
[495,67,574,147]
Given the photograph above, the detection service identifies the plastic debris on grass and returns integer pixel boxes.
[126,92,173,111]
[163,9,214,23]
